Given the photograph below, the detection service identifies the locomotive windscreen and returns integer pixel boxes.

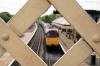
[46,30,59,38]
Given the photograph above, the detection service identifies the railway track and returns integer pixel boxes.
[11,24,45,66]
[28,24,65,66]
[44,45,64,66]
[11,23,65,66]
[29,24,64,66]
[28,24,43,55]
[38,23,65,66]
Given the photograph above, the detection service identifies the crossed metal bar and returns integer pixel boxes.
[0,0,100,66]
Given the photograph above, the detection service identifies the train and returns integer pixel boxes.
[39,21,59,47]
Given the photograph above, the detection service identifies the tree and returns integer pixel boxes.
[40,15,47,22]
[40,14,62,23]
[0,12,13,23]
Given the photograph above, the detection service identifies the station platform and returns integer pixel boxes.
[0,24,37,66]
[59,31,100,66]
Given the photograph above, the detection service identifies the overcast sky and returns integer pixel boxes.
[0,0,55,15]
[0,0,99,16]
[0,0,27,15]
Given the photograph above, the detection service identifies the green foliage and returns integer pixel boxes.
[40,14,62,23]
[0,12,13,23]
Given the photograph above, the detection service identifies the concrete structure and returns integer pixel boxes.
[77,0,100,11]
[76,0,100,22]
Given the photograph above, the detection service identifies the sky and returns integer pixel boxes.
[0,0,100,16]
[0,0,55,15]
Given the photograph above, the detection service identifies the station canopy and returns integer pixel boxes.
[52,17,70,26]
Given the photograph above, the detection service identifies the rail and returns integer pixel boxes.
[0,0,100,66]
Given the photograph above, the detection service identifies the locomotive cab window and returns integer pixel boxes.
[46,30,59,38]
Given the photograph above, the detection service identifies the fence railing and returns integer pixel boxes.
[0,0,100,66]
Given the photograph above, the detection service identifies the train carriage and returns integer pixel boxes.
[39,21,59,47]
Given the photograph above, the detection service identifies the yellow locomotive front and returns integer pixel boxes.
[46,38,59,46]
[45,30,59,46]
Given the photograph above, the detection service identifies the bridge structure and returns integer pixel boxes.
[0,0,100,66]
[54,0,100,22]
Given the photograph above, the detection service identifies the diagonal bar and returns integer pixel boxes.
[8,0,50,36]
[52,21,100,66]
[53,39,93,66]
[0,18,7,56]
[0,44,6,56]
[0,19,47,66]
[49,0,100,56]
[0,0,50,57]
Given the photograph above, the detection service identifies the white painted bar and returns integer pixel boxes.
[8,0,50,36]
[0,18,47,66]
